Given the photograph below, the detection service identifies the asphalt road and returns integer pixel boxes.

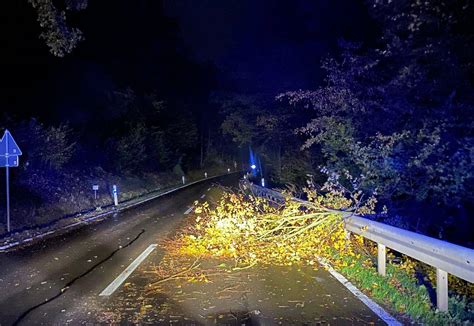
[0,173,388,325]
[0,174,240,325]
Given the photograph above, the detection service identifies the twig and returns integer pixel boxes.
[147,258,201,288]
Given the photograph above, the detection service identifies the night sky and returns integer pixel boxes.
[164,0,377,92]
[1,0,377,124]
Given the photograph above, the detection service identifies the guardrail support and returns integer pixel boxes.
[377,243,386,276]
[436,268,448,312]
[344,230,351,241]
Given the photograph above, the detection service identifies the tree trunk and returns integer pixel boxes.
[200,131,204,168]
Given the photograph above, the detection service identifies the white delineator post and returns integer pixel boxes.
[204,172,207,178]
[112,185,118,206]
[182,175,185,184]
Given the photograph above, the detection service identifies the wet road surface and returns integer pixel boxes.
[0,174,389,325]
[0,174,239,325]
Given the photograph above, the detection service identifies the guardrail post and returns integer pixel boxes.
[344,230,351,241]
[377,243,386,276]
[436,268,448,312]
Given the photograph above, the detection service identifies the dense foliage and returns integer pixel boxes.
[276,1,474,208]
[216,93,312,184]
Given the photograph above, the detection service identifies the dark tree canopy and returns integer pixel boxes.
[28,0,88,57]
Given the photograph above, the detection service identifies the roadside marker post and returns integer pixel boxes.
[0,130,22,233]
[204,172,207,178]
[182,175,185,185]
[112,185,118,206]
[92,184,99,200]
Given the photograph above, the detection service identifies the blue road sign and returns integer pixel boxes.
[1,129,22,232]
[0,155,19,167]
[0,130,22,156]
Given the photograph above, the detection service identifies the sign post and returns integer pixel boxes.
[6,164,9,232]
[0,130,22,233]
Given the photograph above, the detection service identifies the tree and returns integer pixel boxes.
[15,119,76,170]
[278,0,474,206]
[108,123,147,174]
[28,0,87,57]
[217,92,312,183]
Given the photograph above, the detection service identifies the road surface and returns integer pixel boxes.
[0,174,387,325]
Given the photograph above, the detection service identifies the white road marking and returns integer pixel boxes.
[184,206,194,215]
[207,188,211,192]
[99,244,157,296]
[200,194,206,199]
[318,259,401,325]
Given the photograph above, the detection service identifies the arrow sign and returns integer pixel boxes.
[0,129,22,156]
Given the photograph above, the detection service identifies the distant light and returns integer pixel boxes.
[261,178,265,187]
[251,164,256,170]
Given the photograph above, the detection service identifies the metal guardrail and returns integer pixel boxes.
[243,180,474,312]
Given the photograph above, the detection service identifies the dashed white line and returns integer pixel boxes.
[99,244,157,297]
[184,206,194,215]
[200,194,206,199]
[207,188,211,192]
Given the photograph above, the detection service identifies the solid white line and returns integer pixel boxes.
[184,206,194,215]
[318,259,401,325]
[99,244,157,296]
[200,194,206,199]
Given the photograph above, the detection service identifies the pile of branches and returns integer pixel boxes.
[178,186,364,268]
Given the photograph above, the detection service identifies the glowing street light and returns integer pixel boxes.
[251,164,256,170]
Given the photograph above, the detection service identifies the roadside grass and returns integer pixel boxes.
[328,246,474,325]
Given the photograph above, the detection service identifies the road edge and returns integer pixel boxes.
[0,172,240,252]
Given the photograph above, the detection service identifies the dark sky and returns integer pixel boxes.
[0,0,378,124]
[163,0,377,93]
